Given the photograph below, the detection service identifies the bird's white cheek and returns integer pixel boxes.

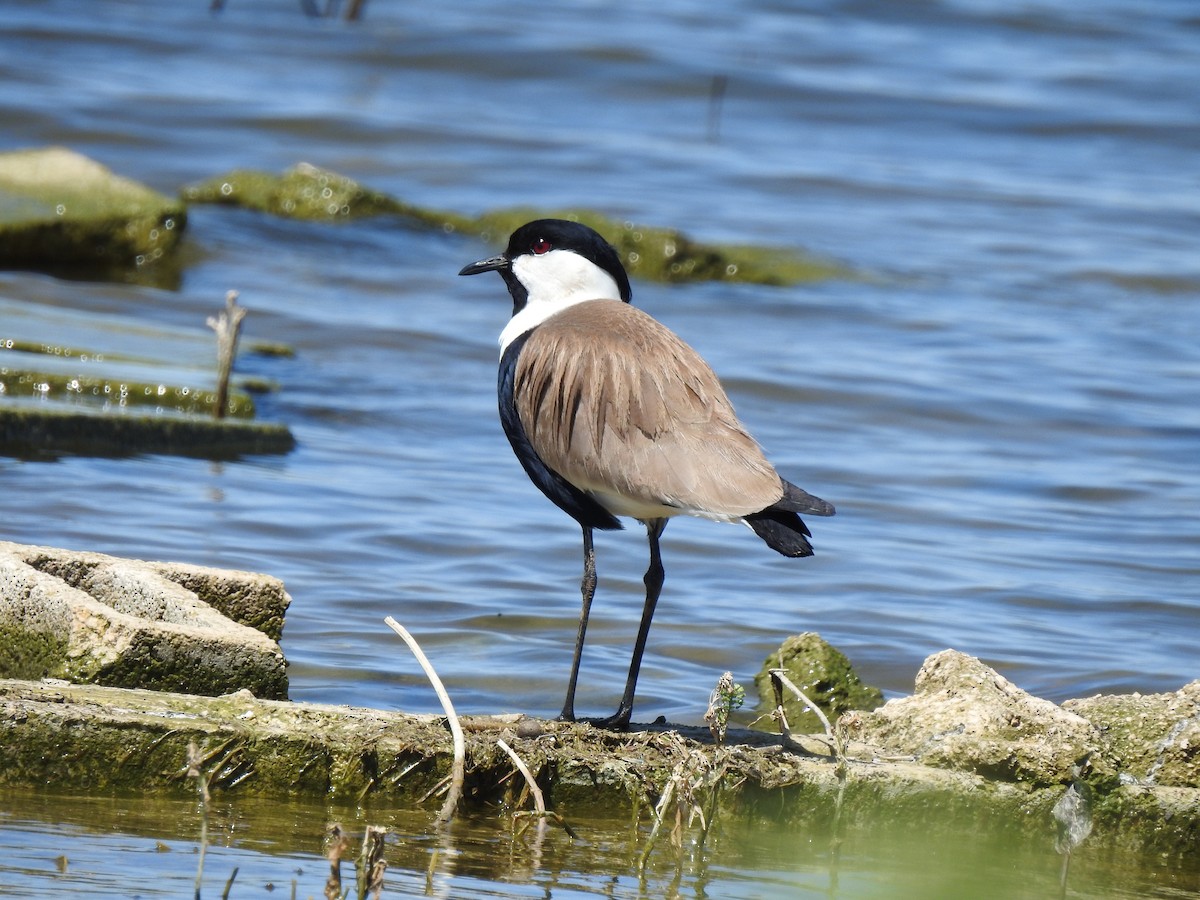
[515,251,621,308]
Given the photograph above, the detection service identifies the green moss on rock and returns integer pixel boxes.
[153,565,291,643]
[753,632,885,733]
[0,147,185,273]
[182,162,450,224]
[183,164,852,286]
[473,207,852,285]
[0,405,294,459]
[0,368,255,418]
[0,624,68,681]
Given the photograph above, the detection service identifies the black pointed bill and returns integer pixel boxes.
[458,254,509,277]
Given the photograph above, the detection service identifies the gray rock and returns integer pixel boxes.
[0,541,287,698]
[859,649,1109,787]
[1065,682,1200,788]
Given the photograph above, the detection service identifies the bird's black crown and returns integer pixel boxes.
[506,219,633,304]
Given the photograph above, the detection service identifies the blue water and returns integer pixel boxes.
[1,1,1199,896]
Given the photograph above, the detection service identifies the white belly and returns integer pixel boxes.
[587,488,743,524]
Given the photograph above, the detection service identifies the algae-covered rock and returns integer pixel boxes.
[860,650,1111,788]
[182,162,447,224]
[0,366,256,418]
[0,147,185,273]
[1064,682,1200,788]
[0,333,291,458]
[183,163,852,285]
[0,542,288,698]
[1,675,1196,859]
[0,404,294,460]
[0,542,292,645]
[149,560,291,643]
[753,632,884,733]
[0,337,257,416]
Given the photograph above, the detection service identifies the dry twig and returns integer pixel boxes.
[769,667,848,771]
[357,826,388,899]
[185,741,211,900]
[498,738,546,819]
[384,616,465,824]
[206,289,247,420]
[498,738,578,839]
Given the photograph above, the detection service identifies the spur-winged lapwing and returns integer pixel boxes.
[460,218,834,729]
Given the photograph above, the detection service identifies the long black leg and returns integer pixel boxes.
[559,524,596,722]
[599,518,667,730]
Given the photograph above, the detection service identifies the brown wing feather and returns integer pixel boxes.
[513,300,784,517]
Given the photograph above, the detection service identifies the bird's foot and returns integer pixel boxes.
[584,707,633,731]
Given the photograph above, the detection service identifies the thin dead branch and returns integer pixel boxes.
[498,738,578,839]
[384,616,465,825]
[185,741,212,900]
[498,738,546,819]
[357,826,388,899]
[206,289,247,420]
[769,667,847,772]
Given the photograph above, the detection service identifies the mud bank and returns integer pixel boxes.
[1,666,1195,860]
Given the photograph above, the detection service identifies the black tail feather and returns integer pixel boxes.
[746,509,815,557]
[746,481,835,558]
[777,480,835,517]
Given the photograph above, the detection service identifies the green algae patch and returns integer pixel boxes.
[182,162,451,225]
[0,625,68,681]
[0,404,294,459]
[0,368,256,418]
[753,632,884,733]
[0,680,463,801]
[0,337,146,366]
[183,163,851,286]
[246,339,297,359]
[0,147,185,277]
[0,322,294,459]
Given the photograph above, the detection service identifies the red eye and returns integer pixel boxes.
[531,238,552,255]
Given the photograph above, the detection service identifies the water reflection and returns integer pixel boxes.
[4,781,1197,899]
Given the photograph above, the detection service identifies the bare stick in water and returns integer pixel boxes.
[207,290,247,419]
[498,738,546,821]
[185,741,211,900]
[497,738,576,839]
[220,867,239,900]
[384,616,464,825]
[357,826,388,899]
